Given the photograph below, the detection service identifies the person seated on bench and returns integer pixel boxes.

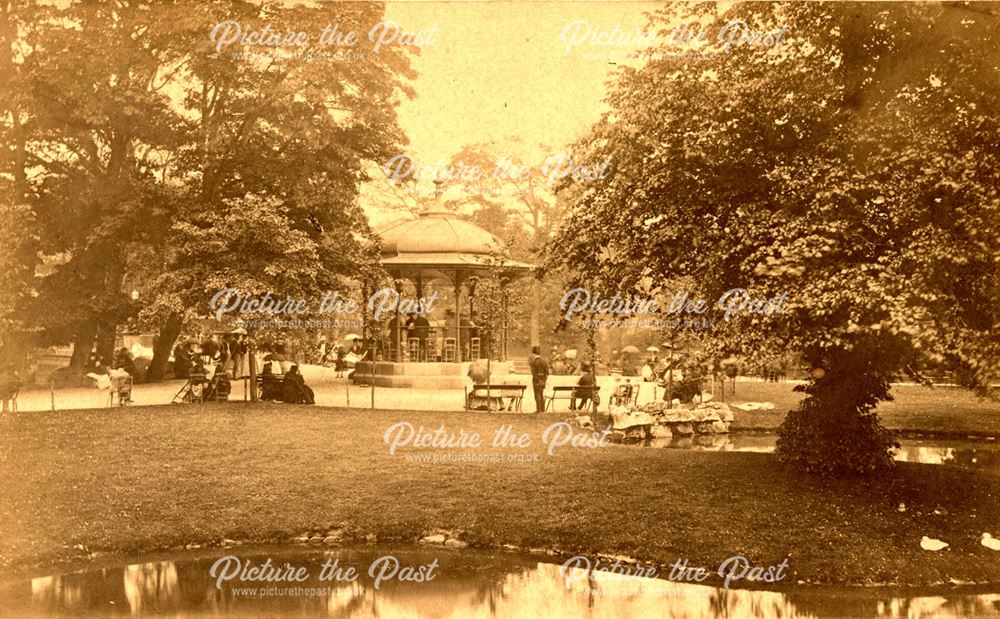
[282,364,315,404]
[468,359,489,384]
[260,361,283,401]
[570,363,597,411]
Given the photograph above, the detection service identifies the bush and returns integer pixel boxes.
[776,364,899,476]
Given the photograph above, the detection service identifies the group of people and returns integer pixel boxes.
[529,346,598,413]
[315,336,355,377]
[173,331,250,381]
[259,360,315,404]
[547,346,580,375]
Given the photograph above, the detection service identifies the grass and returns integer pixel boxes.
[725,381,1000,436]
[1,403,999,588]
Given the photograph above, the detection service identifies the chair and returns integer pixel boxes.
[470,337,481,360]
[109,376,133,407]
[443,338,457,362]
[408,338,421,362]
[425,337,438,362]
[610,382,637,409]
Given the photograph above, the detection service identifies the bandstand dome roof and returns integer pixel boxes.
[376,207,534,274]
[378,209,500,257]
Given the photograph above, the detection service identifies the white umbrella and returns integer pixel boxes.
[646,346,660,353]
[344,333,362,341]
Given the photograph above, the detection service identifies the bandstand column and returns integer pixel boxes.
[454,270,462,363]
[394,278,403,362]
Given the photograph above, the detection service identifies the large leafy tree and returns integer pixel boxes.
[6,0,200,371]
[551,1,1000,475]
[139,0,413,379]
[2,1,413,379]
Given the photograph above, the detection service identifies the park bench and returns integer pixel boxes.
[256,373,285,401]
[466,383,526,412]
[545,385,601,412]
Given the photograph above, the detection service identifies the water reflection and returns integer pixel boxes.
[640,435,1000,473]
[1,548,998,618]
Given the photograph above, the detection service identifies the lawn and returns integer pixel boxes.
[726,381,1000,436]
[2,404,999,588]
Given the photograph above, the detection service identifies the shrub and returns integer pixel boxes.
[776,364,899,476]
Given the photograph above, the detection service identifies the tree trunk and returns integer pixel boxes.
[68,323,97,370]
[95,321,117,365]
[146,313,183,382]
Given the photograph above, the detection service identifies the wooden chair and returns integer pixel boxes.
[610,381,638,409]
[425,337,438,362]
[408,337,421,362]
[470,337,481,360]
[443,338,457,362]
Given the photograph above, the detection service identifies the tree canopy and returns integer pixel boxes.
[1,0,415,376]
[549,1,1000,473]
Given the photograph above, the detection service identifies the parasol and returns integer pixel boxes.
[621,345,640,354]
[344,333,362,341]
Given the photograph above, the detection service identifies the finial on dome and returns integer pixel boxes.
[422,177,450,217]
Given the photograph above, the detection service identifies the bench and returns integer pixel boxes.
[256,373,285,401]
[545,385,601,412]
[466,384,526,412]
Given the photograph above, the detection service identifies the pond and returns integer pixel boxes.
[1,547,998,618]
[637,434,1000,473]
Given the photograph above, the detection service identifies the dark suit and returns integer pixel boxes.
[572,372,597,411]
[529,354,549,413]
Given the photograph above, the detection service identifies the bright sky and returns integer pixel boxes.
[384,2,658,164]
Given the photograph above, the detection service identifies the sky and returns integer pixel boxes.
[360,2,658,224]
[383,2,657,164]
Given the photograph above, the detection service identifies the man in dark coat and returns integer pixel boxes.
[413,314,430,360]
[571,362,597,411]
[529,345,549,413]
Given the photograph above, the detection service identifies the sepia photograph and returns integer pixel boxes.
[1,1,999,617]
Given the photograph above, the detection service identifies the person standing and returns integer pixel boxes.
[413,313,430,361]
[529,345,549,413]
[0,364,21,413]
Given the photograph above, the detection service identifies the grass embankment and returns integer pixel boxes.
[727,382,1000,436]
[1,404,999,587]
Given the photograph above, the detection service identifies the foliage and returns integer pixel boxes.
[777,344,900,475]
[549,2,1000,474]
[472,241,525,363]
[1,0,414,377]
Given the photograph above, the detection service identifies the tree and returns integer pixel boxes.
[139,0,414,380]
[1,1,416,380]
[6,0,198,373]
[550,2,1000,475]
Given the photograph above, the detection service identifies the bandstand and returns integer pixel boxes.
[358,183,534,389]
